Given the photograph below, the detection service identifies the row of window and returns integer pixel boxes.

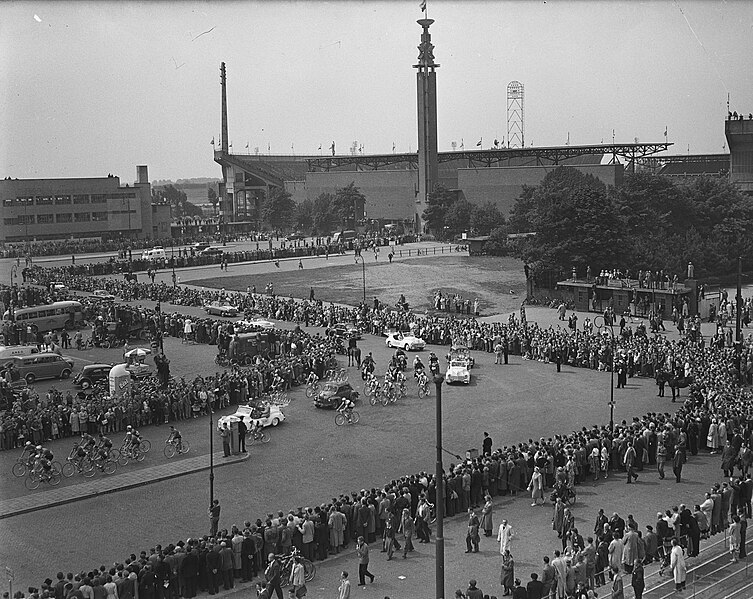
[3,193,136,207]
[3,212,110,225]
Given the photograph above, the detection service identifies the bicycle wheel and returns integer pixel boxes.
[109,449,121,464]
[140,439,151,453]
[350,411,360,424]
[164,443,176,458]
[418,386,426,399]
[24,475,40,490]
[335,413,346,426]
[101,339,111,349]
[102,460,117,475]
[62,462,75,478]
[116,452,130,467]
[49,471,62,486]
[81,459,96,478]
[381,393,389,407]
[179,440,190,454]
[302,558,316,582]
[260,431,270,444]
[134,448,146,462]
[278,393,290,407]
[369,395,377,406]
[338,368,347,381]
[363,383,372,398]
[305,384,315,398]
[51,461,63,475]
[12,462,27,478]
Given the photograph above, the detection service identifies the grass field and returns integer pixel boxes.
[186,255,528,315]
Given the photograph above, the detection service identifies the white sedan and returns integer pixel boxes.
[237,317,276,330]
[92,289,116,301]
[218,403,285,429]
[445,359,471,384]
[204,302,239,317]
[385,332,426,351]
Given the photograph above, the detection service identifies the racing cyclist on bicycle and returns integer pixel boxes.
[413,356,425,377]
[248,419,262,441]
[96,432,113,461]
[123,425,142,456]
[167,425,183,452]
[34,453,54,481]
[337,397,355,420]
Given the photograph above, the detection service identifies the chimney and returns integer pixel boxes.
[136,165,148,184]
[220,62,229,153]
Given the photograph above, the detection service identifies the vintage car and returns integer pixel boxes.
[327,322,362,340]
[385,331,426,351]
[314,381,360,409]
[92,289,116,301]
[218,402,285,429]
[203,301,239,317]
[237,317,276,330]
[73,363,113,389]
[50,282,69,294]
[445,359,471,384]
[447,344,475,368]
[201,247,224,257]
[126,362,152,380]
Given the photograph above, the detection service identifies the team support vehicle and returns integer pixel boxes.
[218,402,286,429]
[385,331,426,351]
[203,301,239,317]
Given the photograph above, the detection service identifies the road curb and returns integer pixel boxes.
[0,451,249,520]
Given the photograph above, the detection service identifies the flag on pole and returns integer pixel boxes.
[460,138,464,149]
[318,144,322,150]
[268,143,271,152]
[245,142,249,149]
[392,142,396,153]
[420,0,427,12]
[664,126,668,139]
[210,137,215,145]
[476,138,482,147]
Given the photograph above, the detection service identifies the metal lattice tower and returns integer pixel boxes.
[507,81,524,148]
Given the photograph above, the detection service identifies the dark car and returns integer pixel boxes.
[326,322,362,341]
[314,381,360,409]
[73,363,113,389]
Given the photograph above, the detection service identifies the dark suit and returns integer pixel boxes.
[180,550,199,598]
[527,579,545,599]
[205,550,221,594]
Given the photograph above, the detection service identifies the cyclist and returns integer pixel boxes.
[97,432,113,460]
[167,425,183,452]
[34,453,54,481]
[428,352,440,375]
[123,425,142,456]
[413,356,425,377]
[71,441,89,472]
[337,397,355,420]
[248,419,262,441]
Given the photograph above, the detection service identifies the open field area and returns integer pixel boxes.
[187,255,529,315]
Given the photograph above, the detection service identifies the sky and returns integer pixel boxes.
[2,0,752,182]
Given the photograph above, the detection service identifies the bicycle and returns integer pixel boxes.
[61,454,94,477]
[164,437,191,458]
[305,373,320,398]
[278,547,316,582]
[12,454,35,478]
[416,374,431,398]
[324,368,347,383]
[118,443,146,465]
[267,389,289,407]
[24,467,61,490]
[248,428,270,445]
[335,409,360,426]
[89,453,117,475]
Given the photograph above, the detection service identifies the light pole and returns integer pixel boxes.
[209,389,216,505]
[9,264,18,288]
[433,371,445,599]
[354,254,366,304]
[595,315,615,434]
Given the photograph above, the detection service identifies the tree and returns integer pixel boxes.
[444,198,474,237]
[262,187,296,231]
[332,182,366,229]
[154,184,202,218]
[312,192,338,235]
[470,201,506,235]
[207,186,219,216]
[295,199,314,233]
[483,225,510,256]
[422,184,457,236]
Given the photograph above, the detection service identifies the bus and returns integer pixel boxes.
[2,301,85,333]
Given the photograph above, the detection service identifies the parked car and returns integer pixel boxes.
[385,331,426,351]
[237,317,275,330]
[327,322,362,340]
[314,381,359,409]
[92,290,116,301]
[7,353,74,384]
[50,282,69,293]
[73,363,113,389]
[193,242,211,252]
[445,359,471,384]
[204,301,239,317]
[285,232,305,241]
[218,402,285,429]
[201,247,224,257]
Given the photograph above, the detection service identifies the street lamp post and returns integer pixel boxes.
[354,254,366,304]
[209,391,215,505]
[434,371,445,599]
[595,315,616,434]
[9,264,18,288]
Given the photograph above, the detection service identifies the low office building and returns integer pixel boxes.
[0,165,170,243]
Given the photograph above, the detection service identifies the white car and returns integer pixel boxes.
[445,359,471,384]
[92,289,116,301]
[385,332,426,351]
[218,403,285,429]
[50,282,69,293]
[204,302,239,317]
[237,317,276,330]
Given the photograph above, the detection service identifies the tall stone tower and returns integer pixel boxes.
[414,18,439,234]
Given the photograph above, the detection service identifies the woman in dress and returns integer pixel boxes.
[500,549,515,596]
[528,466,544,506]
[104,575,118,599]
[480,493,494,536]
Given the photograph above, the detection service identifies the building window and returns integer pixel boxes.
[90,194,107,203]
[36,214,54,224]
[3,218,16,225]
[74,212,91,222]
[17,197,33,205]
[73,195,89,204]
[2,198,12,206]
[17,214,35,224]
[91,211,109,222]
[55,195,72,205]
[35,196,53,206]
[56,213,73,223]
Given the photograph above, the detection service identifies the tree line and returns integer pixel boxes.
[423,167,753,280]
